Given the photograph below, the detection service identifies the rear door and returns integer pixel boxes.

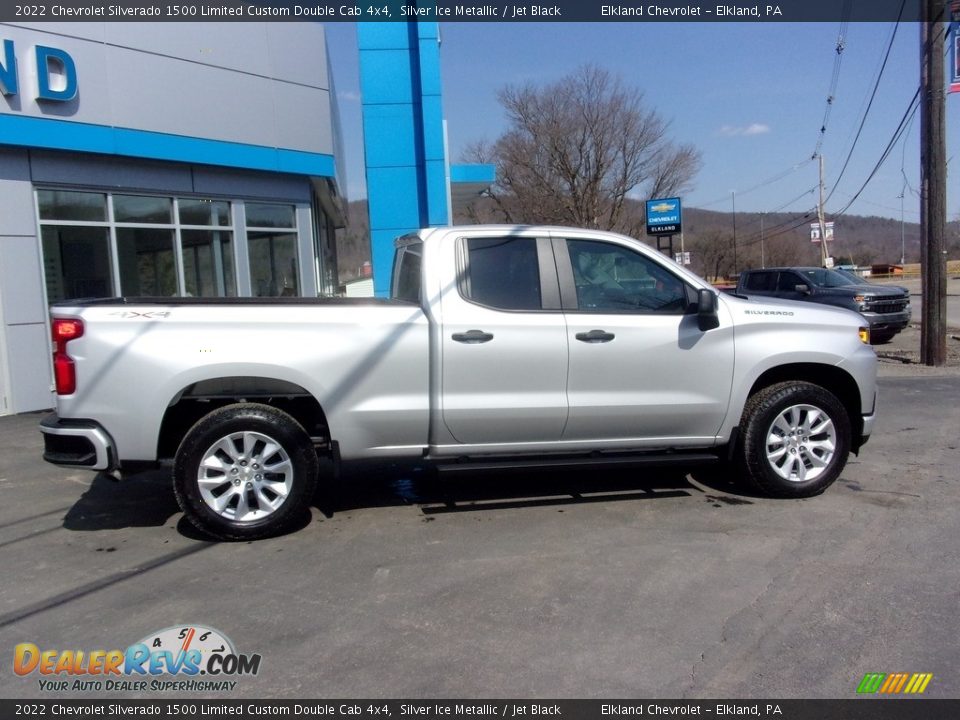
[742,270,778,296]
[438,234,569,445]
[556,234,734,443]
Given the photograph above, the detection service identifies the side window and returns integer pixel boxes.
[567,239,688,313]
[744,271,777,292]
[777,272,803,292]
[461,237,542,311]
[392,242,422,303]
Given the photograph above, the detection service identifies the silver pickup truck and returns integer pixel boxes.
[41,225,878,540]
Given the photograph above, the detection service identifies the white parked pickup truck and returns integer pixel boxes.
[41,225,878,540]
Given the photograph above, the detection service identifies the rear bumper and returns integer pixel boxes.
[40,414,116,472]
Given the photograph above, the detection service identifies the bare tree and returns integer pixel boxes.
[689,231,735,282]
[464,65,701,236]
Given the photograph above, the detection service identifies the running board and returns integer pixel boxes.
[433,452,719,474]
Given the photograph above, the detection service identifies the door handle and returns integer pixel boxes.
[575,329,615,343]
[452,329,494,344]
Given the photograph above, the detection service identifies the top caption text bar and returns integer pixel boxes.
[0,0,933,23]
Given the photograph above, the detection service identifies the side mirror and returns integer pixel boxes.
[795,284,811,295]
[697,288,720,331]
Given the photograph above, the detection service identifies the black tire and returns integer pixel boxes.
[736,381,851,498]
[870,331,896,345]
[173,403,319,540]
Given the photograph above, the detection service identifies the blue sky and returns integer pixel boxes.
[325,22,959,223]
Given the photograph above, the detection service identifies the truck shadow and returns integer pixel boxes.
[59,461,758,540]
[62,469,180,531]
[315,462,704,518]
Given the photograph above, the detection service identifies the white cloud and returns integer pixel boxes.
[718,123,771,137]
[744,123,771,135]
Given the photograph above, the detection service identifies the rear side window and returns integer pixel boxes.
[460,237,542,311]
[744,271,777,292]
[392,242,422,303]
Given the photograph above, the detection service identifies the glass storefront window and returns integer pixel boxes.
[37,190,106,222]
[114,195,173,224]
[182,230,236,297]
[40,226,112,303]
[179,199,230,227]
[37,191,310,301]
[116,227,177,296]
[248,231,299,297]
[246,203,295,229]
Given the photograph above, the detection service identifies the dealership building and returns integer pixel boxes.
[0,21,491,416]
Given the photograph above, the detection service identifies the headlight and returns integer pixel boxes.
[859,327,870,344]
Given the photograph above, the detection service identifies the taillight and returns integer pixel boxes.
[52,318,84,395]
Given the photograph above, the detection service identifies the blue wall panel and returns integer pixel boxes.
[357,24,413,50]
[366,166,424,229]
[424,160,449,227]
[361,104,419,168]
[420,95,445,162]
[0,113,336,177]
[359,21,449,296]
[358,49,416,105]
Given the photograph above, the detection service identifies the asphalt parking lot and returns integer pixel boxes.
[2,374,959,699]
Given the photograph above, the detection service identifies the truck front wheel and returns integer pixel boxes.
[173,403,319,540]
[738,381,851,498]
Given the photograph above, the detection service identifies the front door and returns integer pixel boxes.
[558,236,734,444]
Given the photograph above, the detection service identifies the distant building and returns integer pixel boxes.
[0,22,345,414]
[0,21,491,416]
[871,264,904,276]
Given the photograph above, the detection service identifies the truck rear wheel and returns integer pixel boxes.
[737,381,851,498]
[173,403,318,540]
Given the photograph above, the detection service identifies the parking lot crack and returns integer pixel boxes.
[0,542,212,630]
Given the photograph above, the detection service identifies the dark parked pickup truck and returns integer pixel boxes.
[737,267,911,344]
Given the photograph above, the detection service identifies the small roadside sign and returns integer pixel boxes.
[810,221,834,243]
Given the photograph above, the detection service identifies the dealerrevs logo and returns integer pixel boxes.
[14,625,261,693]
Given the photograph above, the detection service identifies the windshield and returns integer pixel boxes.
[834,268,866,284]
[797,268,859,288]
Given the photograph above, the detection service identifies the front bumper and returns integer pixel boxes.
[40,414,117,472]
[862,308,911,334]
[859,409,876,448]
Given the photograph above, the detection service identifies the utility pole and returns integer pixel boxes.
[760,213,765,269]
[731,190,738,275]
[898,189,906,265]
[817,154,830,268]
[920,0,947,366]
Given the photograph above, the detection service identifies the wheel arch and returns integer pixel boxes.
[745,363,864,452]
[157,377,330,460]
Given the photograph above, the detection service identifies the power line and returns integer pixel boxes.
[812,3,852,160]
[736,207,819,248]
[769,185,818,214]
[824,0,906,205]
[831,87,921,219]
[693,158,814,209]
